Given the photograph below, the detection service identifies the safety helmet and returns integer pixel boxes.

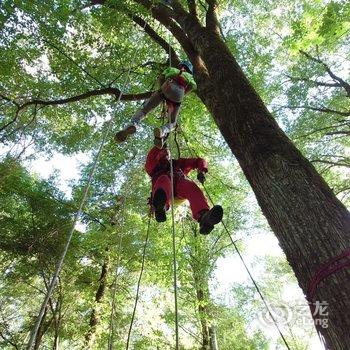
[179,60,193,74]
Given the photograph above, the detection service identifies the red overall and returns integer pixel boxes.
[145,147,210,221]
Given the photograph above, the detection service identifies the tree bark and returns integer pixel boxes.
[84,257,109,349]
[188,25,350,349]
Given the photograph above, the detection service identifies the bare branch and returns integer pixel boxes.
[0,109,21,133]
[130,14,180,65]
[299,50,350,97]
[311,159,350,168]
[19,88,151,107]
[326,130,350,136]
[286,105,350,117]
[286,75,341,89]
[0,330,20,350]
[293,121,350,140]
[335,186,350,196]
[134,0,198,62]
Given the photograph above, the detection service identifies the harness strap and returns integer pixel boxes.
[304,251,350,350]
[160,91,182,107]
[307,249,350,302]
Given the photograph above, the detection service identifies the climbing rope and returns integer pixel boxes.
[27,113,117,350]
[109,23,180,350]
[26,21,148,350]
[168,128,180,350]
[107,226,125,350]
[125,216,151,350]
[181,131,292,350]
[167,28,180,350]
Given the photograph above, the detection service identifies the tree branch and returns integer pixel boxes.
[286,75,341,88]
[91,0,196,64]
[0,93,19,107]
[22,88,151,112]
[0,109,21,133]
[205,0,219,32]
[130,14,180,65]
[292,121,350,140]
[187,0,198,17]
[133,0,198,63]
[299,50,350,97]
[0,88,152,133]
[311,159,350,168]
[0,331,20,350]
[326,130,350,136]
[43,39,106,88]
[286,105,350,117]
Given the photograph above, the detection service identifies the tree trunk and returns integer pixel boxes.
[190,230,213,350]
[189,27,350,349]
[33,305,50,350]
[196,287,210,350]
[52,297,62,350]
[209,325,218,350]
[84,257,109,348]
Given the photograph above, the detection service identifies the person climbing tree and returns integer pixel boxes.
[145,145,223,234]
[115,60,197,148]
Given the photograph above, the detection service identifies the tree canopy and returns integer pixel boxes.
[0,0,349,349]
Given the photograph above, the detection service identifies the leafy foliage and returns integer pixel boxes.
[0,0,348,349]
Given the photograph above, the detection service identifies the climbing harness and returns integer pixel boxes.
[306,249,350,350]
[307,249,350,302]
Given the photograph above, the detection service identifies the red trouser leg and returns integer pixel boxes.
[153,174,171,210]
[176,177,209,220]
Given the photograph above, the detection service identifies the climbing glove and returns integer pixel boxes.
[197,171,206,184]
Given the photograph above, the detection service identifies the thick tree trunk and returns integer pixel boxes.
[188,27,350,349]
[84,257,109,348]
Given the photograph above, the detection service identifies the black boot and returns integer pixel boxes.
[199,205,223,235]
[153,189,167,222]
[114,125,136,143]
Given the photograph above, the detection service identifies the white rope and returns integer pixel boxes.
[167,27,179,350]
[169,135,180,350]
[107,227,124,350]
[125,216,151,350]
[26,21,147,350]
